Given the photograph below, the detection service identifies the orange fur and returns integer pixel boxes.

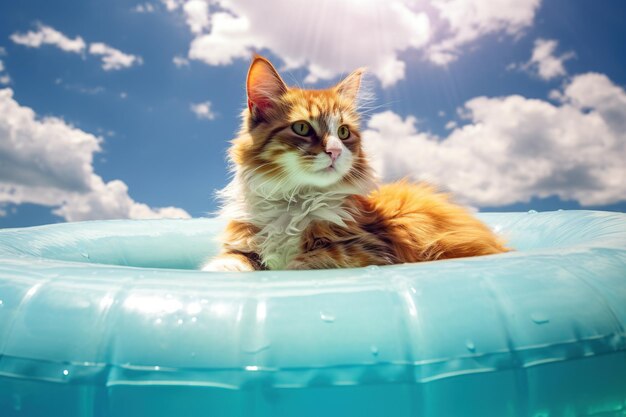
[203,56,509,272]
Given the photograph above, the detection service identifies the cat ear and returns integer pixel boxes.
[335,68,365,102]
[247,55,288,120]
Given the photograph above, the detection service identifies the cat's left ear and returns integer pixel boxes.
[247,55,288,121]
[335,68,365,102]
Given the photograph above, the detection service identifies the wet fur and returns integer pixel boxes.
[203,57,508,271]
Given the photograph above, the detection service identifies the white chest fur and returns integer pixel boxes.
[220,178,355,270]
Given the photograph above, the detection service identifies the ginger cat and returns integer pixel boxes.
[203,56,508,271]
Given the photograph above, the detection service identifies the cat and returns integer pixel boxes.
[203,55,508,271]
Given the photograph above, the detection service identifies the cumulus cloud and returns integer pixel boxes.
[12,23,142,72]
[173,55,190,67]
[0,59,9,85]
[190,101,216,120]
[183,0,431,87]
[161,0,184,11]
[363,72,626,207]
[168,0,541,86]
[88,42,143,71]
[183,0,210,34]
[427,0,541,65]
[133,3,156,13]
[513,38,575,80]
[10,23,86,53]
[0,88,190,221]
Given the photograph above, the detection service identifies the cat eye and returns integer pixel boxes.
[292,121,312,136]
[338,125,350,140]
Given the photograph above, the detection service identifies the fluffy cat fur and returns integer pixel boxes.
[203,56,508,271]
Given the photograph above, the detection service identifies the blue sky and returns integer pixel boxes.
[0,0,625,228]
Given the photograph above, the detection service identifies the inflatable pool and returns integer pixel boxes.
[0,210,625,417]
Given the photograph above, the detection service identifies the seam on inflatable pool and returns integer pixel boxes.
[561,253,626,337]
[481,273,531,417]
[0,275,51,357]
[391,277,423,416]
[0,334,626,389]
[97,278,135,414]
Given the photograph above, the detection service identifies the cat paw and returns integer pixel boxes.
[202,257,255,272]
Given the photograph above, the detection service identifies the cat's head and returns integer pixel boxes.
[230,55,374,197]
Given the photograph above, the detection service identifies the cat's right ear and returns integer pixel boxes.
[247,55,288,121]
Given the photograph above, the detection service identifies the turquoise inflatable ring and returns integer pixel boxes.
[0,210,625,417]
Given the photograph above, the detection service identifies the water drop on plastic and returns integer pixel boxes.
[465,340,476,352]
[320,311,335,323]
[531,313,550,324]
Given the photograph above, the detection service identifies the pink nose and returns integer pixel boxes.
[326,145,342,162]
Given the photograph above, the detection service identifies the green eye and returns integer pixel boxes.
[292,121,312,136]
[338,125,350,140]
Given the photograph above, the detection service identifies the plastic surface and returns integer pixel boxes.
[0,210,625,417]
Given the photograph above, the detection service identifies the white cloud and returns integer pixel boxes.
[173,55,190,67]
[363,72,626,207]
[168,0,541,86]
[0,88,190,221]
[161,0,184,11]
[10,23,86,54]
[133,3,156,13]
[184,0,431,87]
[0,59,9,85]
[88,42,143,71]
[183,0,210,34]
[12,24,143,72]
[515,38,575,80]
[427,0,541,65]
[190,101,216,120]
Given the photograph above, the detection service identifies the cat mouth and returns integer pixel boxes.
[321,163,337,173]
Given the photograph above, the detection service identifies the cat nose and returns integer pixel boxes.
[325,137,342,162]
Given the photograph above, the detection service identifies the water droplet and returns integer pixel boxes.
[531,313,550,324]
[370,345,379,356]
[191,316,197,323]
[366,265,380,272]
[527,210,538,214]
[154,366,161,371]
[177,318,183,325]
[557,209,564,212]
[80,252,90,259]
[0,299,3,306]
[245,365,260,371]
[155,318,162,325]
[465,340,476,352]
[62,369,69,376]
[320,311,335,323]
